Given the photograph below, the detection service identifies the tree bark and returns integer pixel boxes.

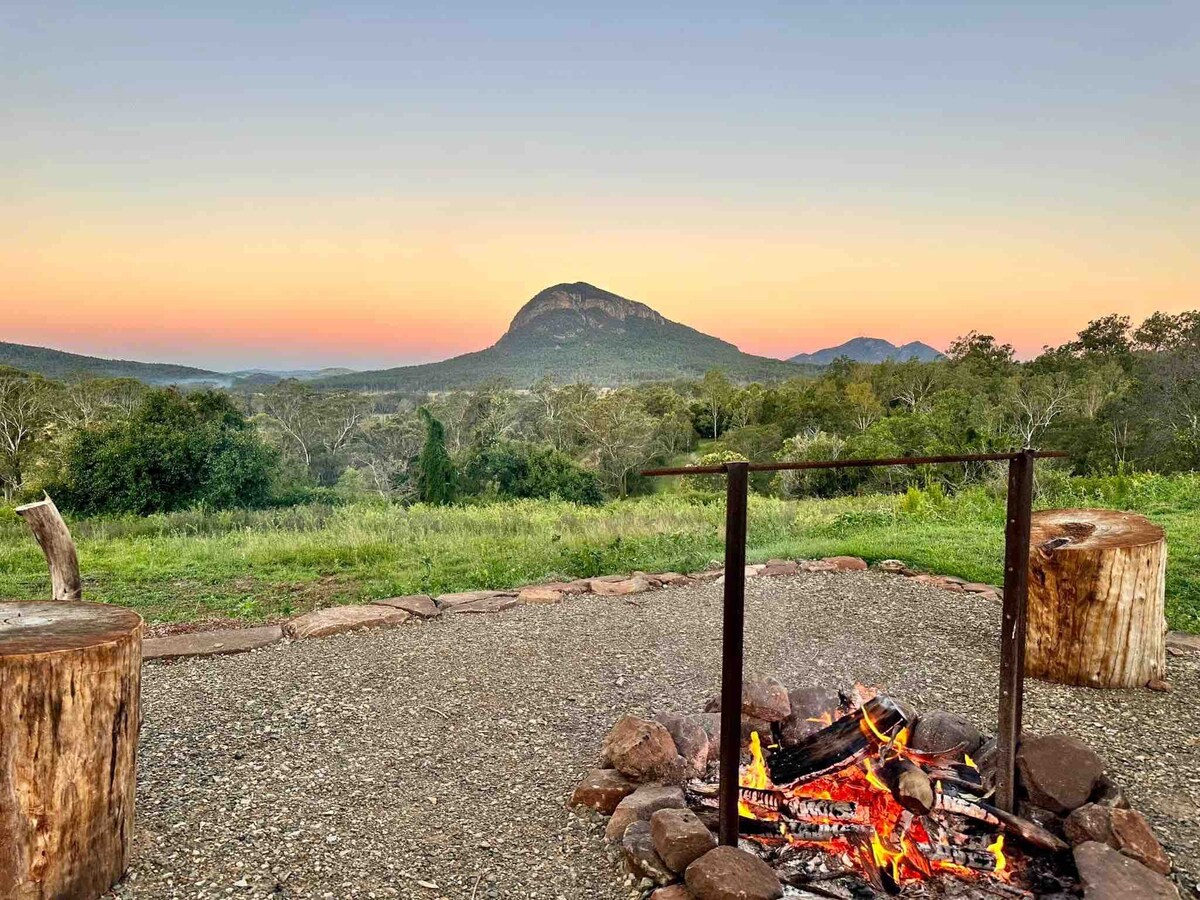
[14,495,82,601]
[0,601,142,899]
[1025,508,1167,688]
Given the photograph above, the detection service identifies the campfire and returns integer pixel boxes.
[571,673,1177,899]
[688,689,1031,896]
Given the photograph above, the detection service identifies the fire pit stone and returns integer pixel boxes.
[1073,840,1181,900]
[569,768,638,814]
[1065,805,1172,876]
[778,685,843,747]
[649,807,717,873]
[622,821,675,886]
[704,675,792,723]
[1065,803,1114,845]
[684,846,783,900]
[605,784,686,843]
[909,709,985,755]
[655,713,710,778]
[1017,732,1107,814]
[602,715,681,781]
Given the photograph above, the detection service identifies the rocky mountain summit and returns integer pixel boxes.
[504,282,668,335]
[322,282,805,390]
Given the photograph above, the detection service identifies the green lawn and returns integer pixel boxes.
[1,473,1197,631]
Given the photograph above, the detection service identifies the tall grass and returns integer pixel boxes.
[1,473,1196,631]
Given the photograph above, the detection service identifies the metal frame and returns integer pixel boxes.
[641,448,1064,846]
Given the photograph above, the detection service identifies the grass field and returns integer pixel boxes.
[1,472,1197,632]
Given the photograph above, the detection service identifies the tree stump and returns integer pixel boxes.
[1025,509,1167,688]
[0,601,142,899]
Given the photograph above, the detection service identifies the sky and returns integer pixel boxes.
[3,1,1197,371]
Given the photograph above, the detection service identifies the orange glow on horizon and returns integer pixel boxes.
[3,196,1195,369]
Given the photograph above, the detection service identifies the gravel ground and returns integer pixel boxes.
[114,571,1200,899]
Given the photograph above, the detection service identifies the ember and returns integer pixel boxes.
[693,693,1015,892]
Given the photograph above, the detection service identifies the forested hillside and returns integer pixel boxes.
[0,341,222,384]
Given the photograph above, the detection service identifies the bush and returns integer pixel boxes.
[462,441,604,505]
[47,389,278,515]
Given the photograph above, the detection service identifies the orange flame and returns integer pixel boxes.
[731,695,1018,890]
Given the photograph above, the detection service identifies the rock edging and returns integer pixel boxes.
[141,556,1003,662]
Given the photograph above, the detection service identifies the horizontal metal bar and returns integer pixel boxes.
[642,450,1067,478]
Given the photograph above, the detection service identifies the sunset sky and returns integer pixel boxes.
[4,2,1197,371]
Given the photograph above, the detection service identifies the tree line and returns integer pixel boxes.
[1,309,1197,515]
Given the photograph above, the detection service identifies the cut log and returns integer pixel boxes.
[878,758,934,815]
[14,495,82,601]
[767,696,909,786]
[1026,509,1167,688]
[0,601,142,899]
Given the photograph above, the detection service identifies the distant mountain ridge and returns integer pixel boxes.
[789,337,944,366]
[0,341,224,385]
[321,282,807,391]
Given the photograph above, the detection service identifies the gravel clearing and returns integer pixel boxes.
[113,571,1200,899]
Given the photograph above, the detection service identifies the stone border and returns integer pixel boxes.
[138,556,1173,663]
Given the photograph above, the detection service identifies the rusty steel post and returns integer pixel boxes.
[996,448,1035,812]
[718,461,749,846]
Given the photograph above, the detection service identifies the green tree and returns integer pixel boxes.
[416,408,457,504]
[461,441,603,504]
[0,370,56,501]
[48,389,277,515]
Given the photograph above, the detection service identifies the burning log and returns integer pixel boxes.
[980,801,1069,854]
[767,696,909,786]
[916,842,1001,872]
[877,758,934,815]
[934,791,1068,854]
[927,764,987,797]
[782,822,872,842]
[785,799,860,822]
[933,791,1003,827]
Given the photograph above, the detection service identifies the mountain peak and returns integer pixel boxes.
[505,282,667,336]
[320,282,803,390]
[789,337,944,366]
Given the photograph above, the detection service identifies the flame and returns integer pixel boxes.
[964,753,978,770]
[738,731,770,818]
[743,731,770,789]
[806,711,834,727]
[862,758,889,793]
[871,831,903,881]
[731,696,1019,890]
[989,835,1006,874]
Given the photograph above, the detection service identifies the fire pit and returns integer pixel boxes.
[572,677,1178,899]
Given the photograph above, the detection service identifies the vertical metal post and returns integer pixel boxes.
[996,448,1035,812]
[718,461,749,846]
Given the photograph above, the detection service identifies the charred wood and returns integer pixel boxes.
[916,842,999,872]
[768,696,909,786]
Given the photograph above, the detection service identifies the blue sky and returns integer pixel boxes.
[2,2,1197,369]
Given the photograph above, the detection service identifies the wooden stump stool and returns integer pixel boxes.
[1026,509,1166,689]
[0,602,142,899]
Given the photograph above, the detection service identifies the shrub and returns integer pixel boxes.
[48,389,278,515]
[462,441,604,505]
